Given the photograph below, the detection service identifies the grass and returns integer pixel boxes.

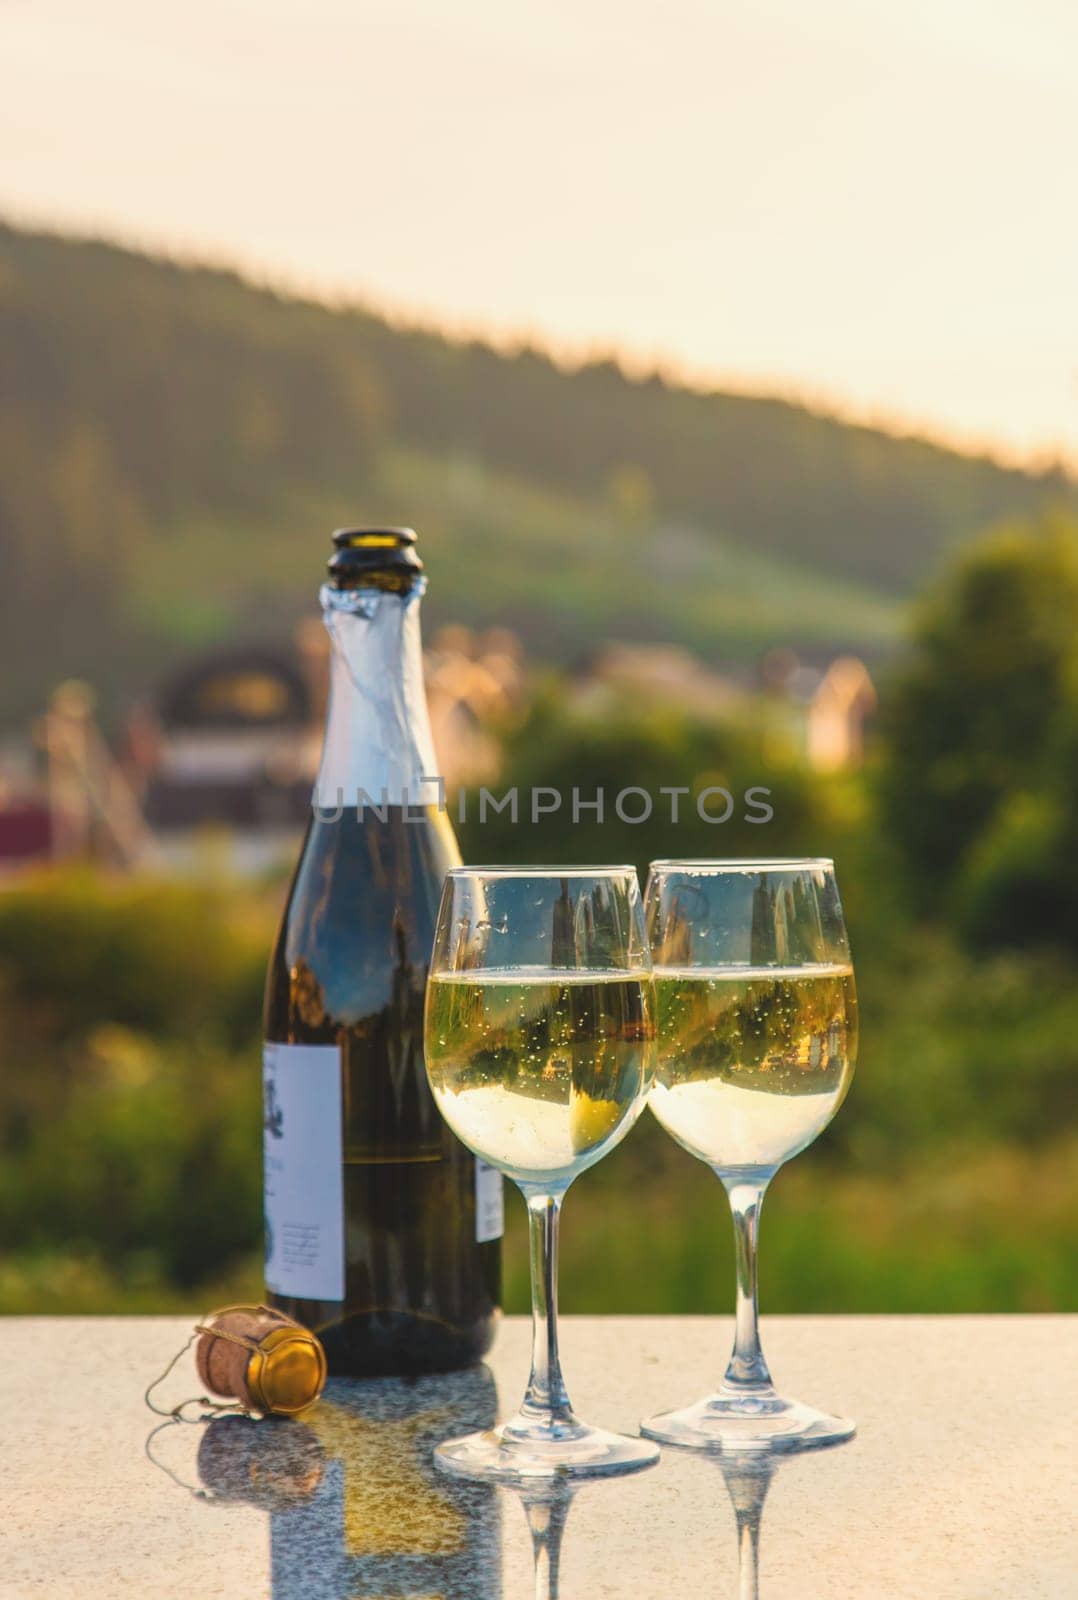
[5,1127,1073,1318]
[500,1118,1078,1318]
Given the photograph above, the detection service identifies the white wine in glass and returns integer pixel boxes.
[642,859,858,1453]
[427,969,652,1183]
[425,867,660,1483]
[649,964,856,1171]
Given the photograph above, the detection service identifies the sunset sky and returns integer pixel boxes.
[4,0,1077,464]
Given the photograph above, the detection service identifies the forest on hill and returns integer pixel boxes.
[2,219,1073,721]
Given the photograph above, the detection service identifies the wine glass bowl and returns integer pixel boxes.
[424,866,660,1482]
[641,859,858,1453]
[427,963,651,1187]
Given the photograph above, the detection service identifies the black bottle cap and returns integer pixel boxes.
[327,528,424,590]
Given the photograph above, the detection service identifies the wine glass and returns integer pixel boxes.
[424,865,660,1482]
[641,859,858,1452]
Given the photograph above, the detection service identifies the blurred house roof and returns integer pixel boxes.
[157,647,315,730]
[143,644,323,840]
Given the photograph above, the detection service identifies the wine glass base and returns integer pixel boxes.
[434,1420,660,1483]
[640,1392,854,1455]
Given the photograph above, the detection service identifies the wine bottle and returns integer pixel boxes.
[263,527,502,1375]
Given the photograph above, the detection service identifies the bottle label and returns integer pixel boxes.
[474,1159,504,1243]
[263,1042,345,1302]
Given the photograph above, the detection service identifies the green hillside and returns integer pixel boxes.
[1,219,1072,721]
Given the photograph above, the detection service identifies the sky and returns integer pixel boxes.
[4,0,1078,465]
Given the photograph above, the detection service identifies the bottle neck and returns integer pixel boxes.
[313,582,441,811]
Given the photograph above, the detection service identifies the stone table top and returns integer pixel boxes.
[3,1315,1075,1598]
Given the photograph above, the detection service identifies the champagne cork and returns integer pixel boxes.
[194,1305,327,1417]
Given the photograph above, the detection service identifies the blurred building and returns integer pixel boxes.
[570,643,745,720]
[805,657,877,772]
[0,683,156,875]
[139,622,524,865]
[761,649,877,771]
[0,620,525,878]
[140,644,322,875]
[568,641,877,773]
[0,734,52,871]
[425,625,524,788]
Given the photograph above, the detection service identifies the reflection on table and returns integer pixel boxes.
[148,1360,855,1599]
[197,1367,502,1599]
[715,1437,852,1600]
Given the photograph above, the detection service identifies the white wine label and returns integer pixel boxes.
[263,1041,345,1302]
[474,1158,504,1243]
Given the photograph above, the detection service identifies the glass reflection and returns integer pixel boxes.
[714,1435,851,1599]
[517,1480,577,1600]
[717,1450,776,1600]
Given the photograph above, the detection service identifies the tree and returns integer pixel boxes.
[878,511,1078,933]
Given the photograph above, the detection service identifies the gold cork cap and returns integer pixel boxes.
[195,1305,327,1417]
[246,1323,328,1416]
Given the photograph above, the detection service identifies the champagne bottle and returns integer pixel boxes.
[262,527,502,1375]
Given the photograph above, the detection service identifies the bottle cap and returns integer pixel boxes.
[195,1305,327,1417]
[246,1323,328,1416]
[332,527,417,548]
[327,527,424,591]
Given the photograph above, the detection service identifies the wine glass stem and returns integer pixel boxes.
[520,1189,573,1427]
[719,1172,774,1392]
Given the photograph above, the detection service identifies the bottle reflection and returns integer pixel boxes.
[197,1366,501,1598]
